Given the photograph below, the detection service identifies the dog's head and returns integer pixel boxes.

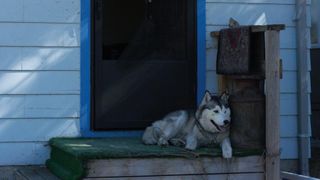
[196,91,231,133]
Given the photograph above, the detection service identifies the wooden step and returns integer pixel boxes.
[46,137,265,180]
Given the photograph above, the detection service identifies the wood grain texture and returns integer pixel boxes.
[0,23,79,47]
[297,0,312,176]
[0,0,79,23]
[0,71,79,94]
[0,142,49,165]
[206,49,298,71]
[84,173,264,180]
[265,30,280,180]
[0,119,80,142]
[0,95,80,118]
[86,156,264,177]
[207,26,296,49]
[0,47,80,71]
[0,166,59,180]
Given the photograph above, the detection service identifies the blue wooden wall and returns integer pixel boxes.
[0,0,312,165]
[0,0,81,165]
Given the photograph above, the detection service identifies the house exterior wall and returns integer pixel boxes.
[0,0,311,165]
[0,0,81,165]
[205,0,312,159]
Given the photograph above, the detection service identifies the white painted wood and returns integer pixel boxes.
[206,26,296,49]
[206,70,219,93]
[0,23,79,47]
[0,142,49,165]
[280,116,298,137]
[280,93,298,115]
[206,0,296,4]
[0,119,80,142]
[281,71,297,93]
[84,173,265,180]
[206,3,296,26]
[280,138,298,159]
[281,171,320,180]
[206,48,297,71]
[86,156,264,177]
[0,47,80,71]
[0,95,79,118]
[0,0,79,23]
[0,71,79,94]
[0,0,23,22]
[23,0,80,23]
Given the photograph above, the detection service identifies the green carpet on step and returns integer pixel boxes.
[49,137,263,159]
[47,137,264,180]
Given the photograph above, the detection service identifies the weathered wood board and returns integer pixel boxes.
[265,30,280,180]
[0,166,59,180]
[84,173,264,180]
[86,156,264,178]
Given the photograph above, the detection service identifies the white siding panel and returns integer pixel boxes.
[206,3,295,26]
[206,48,217,71]
[207,0,311,5]
[206,49,297,71]
[206,70,218,93]
[0,95,79,118]
[0,47,80,70]
[0,142,49,165]
[0,23,80,47]
[0,0,23,22]
[0,71,79,94]
[281,49,297,71]
[206,26,296,49]
[280,138,298,159]
[280,72,297,93]
[280,116,298,137]
[280,94,297,115]
[0,119,80,142]
[206,0,295,4]
[23,0,80,23]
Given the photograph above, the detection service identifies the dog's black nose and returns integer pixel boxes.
[224,120,230,125]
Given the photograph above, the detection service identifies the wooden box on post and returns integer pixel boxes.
[212,24,285,180]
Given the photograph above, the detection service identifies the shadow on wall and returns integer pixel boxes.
[0,24,82,140]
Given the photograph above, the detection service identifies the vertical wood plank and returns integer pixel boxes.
[296,0,310,175]
[265,30,280,180]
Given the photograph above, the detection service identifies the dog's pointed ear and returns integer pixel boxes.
[220,91,229,104]
[199,90,211,107]
[196,90,211,119]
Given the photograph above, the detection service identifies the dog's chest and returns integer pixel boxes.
[196,128,230,146]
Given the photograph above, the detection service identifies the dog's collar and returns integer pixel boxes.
[195,117,229,139]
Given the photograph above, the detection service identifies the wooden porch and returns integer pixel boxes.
[46,137,265,180]
[0,166,58,180]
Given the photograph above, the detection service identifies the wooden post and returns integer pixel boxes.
[265,30,280,180]
[296,0,310,175]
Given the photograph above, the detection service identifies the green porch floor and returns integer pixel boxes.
[46,137,263,180]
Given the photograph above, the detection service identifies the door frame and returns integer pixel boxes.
[80,0,206,137]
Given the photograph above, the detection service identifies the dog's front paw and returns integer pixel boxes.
[157,137,169,146]
[222,146,232,158]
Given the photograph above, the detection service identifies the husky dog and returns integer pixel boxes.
[142,91,232,158]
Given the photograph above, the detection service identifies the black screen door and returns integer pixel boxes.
[92,0,197,130]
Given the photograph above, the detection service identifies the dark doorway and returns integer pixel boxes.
[92,0,197,130]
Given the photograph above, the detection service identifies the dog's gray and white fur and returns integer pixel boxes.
[142,91,232,158]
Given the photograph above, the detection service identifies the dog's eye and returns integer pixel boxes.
[214,110,219,113]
